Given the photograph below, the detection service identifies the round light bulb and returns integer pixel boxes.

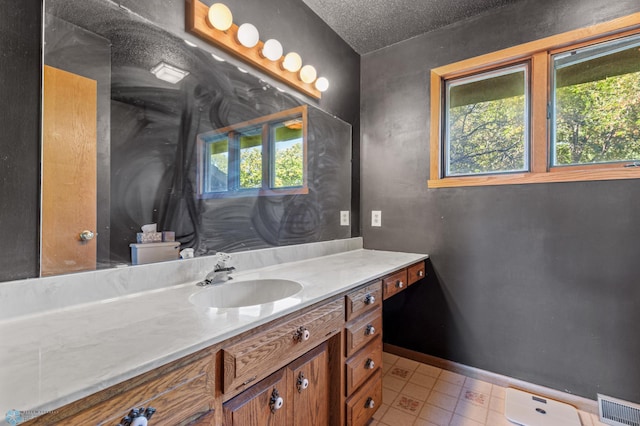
[237,23,259,48]
[207,3,233,31]
[262,39,283,61]
[282,52,302,73]
[315,77,329,92]
[299,65,317,84]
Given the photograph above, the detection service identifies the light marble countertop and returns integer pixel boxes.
[0,248,427,422]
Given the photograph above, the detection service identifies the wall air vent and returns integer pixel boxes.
[598,394,640,426]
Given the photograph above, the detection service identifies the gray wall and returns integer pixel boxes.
[362,0,640,402]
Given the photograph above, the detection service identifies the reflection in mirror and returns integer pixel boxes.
[42,0,352,277]
[198,105,308,198]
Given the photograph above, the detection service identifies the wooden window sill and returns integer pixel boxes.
[428,167,640,188]
[200,186,309,199]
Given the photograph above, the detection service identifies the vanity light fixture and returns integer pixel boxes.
[207,3,233,31]
[186,0,325,98]
[237,23,259,48]
[299,65,317,84]
[262,39,283,61]
[150,61,190,84]
[315,77,329,92]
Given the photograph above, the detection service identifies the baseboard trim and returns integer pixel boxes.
[383,343,599,415]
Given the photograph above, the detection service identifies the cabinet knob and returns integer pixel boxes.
[79,230,95,241]
[120,407,155,426]
[365,325,376,336]
[418,270,424,277]
[294,326,310,342]
[270,389,284,413]
[297,372,309,392]
[365,358,375,369]
[364,294,375,305]
[396,280,404,289]
[365,397,375,409]
[130,417,148,426]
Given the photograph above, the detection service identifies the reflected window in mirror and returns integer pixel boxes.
[239,126,263,189]
[272,118,304,189]
[198,106,308,198]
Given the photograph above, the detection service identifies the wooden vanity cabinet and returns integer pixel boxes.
[383,260,425,300]
[222,343,330,426]
[345,337,382,395]
[345,369,382,426]
[343,281,384,426]
[25,347,216,426]
[407,261,426,285]
[221,298,343,395]
[345,280,382,322]
[382,269,408,300]
[221,367,289,426]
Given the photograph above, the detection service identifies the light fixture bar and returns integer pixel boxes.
[185,0,321,99]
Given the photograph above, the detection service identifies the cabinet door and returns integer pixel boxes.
[288,343,329,426]
[223,368,288,426]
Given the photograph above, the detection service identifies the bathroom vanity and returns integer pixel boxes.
[1,244,427,425]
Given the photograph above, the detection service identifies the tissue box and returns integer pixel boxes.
[130,242,181,265]
[136,232,163,243]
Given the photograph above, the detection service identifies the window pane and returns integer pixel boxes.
[271,118,304,188]
[445,65,528,176]
[239,127,262,189]
[205,138,228,192]
[552,34,640,166]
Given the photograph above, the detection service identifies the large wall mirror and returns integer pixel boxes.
[42,0,352,277]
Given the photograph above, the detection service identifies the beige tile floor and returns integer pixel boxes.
[372,352,607,426]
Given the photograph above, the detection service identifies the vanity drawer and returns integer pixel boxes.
[345,307,382,357]
[407,261,426,286]
[345,336,382,396]
[35,349,215,425]
[382,269,408,300]
[345,280,382,322]
[222,299,344,394]
[345,369,382,426]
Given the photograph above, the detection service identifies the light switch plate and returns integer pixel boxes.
[340,211,350,226]
[371,210,382,227]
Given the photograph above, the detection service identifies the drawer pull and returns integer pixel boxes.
[270,389,284,413]
[294,326,310,342]
[365,358,375,369]
[297,372,309,392]
[395,280,404,289]
[364,294,376,305]
[365,397,375,409]
[365,325,376,336]
[418,270,424,277]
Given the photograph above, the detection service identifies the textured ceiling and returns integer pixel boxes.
[301,0,524,54]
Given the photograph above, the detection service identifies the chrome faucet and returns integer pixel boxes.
[197,253,235,286]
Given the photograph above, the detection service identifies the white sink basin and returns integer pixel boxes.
[189,279,303,309]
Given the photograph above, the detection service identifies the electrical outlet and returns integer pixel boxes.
[340,211,350,226]
[371,210,382,227]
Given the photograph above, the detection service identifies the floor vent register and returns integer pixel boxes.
[598,394,640,426]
